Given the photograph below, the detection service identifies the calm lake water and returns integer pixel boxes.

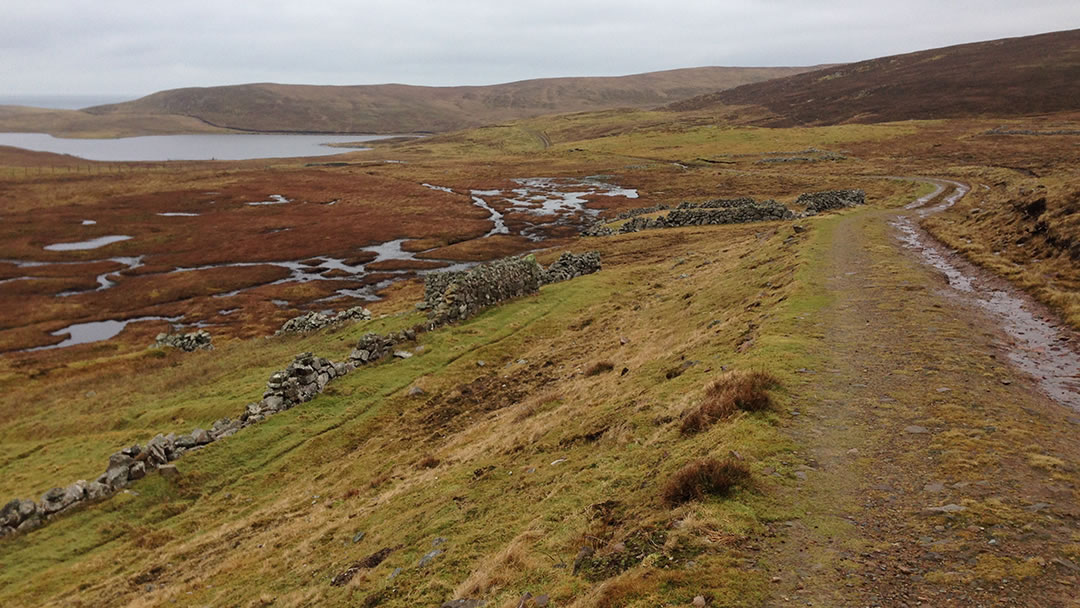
[0,132,400,161]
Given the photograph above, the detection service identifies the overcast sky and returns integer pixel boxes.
[3,0,1078,97]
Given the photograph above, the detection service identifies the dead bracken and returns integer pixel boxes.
[661,458,751,506]
[680,370,779,434]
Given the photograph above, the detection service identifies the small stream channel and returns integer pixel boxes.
[893,178,1080,411]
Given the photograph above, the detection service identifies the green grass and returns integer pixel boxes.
[0,217,821,607]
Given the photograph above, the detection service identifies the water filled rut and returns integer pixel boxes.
[893,178,1080,410]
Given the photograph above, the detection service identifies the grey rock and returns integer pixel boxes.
[105,453,135,488]
[129,461,147,481]
[418,549,443,567]
[262,395,284,411]
[923,482,946,493]
[85,481,110,501]
[40,487,72,514]
[352,531,366,544]
[408,386,425,396]
[925,504,966,514]
[393,350,413,359]
[904,425,930,434]
[190,428,212,445]
[16,514,42,533]
[572,545,594,574]
[442,601,486,608]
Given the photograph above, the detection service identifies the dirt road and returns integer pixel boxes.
[758,183,1080,607]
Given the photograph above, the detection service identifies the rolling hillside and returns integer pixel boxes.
[669,28,1080,125]
[78,66,819,135]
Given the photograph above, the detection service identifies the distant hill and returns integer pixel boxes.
[79,67,820,135]
[669,29,1080,125]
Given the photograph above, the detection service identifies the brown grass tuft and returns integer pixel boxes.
[661,458,751,506]
[416,454,441,469]
[585,361,615,376]
[680,370,778,434]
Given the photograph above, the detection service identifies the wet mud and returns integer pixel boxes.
[893,178,1080,410]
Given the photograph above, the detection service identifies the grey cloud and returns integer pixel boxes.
[1,0,1077,95]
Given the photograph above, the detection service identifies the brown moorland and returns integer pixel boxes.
[1,29,1079,608]
[0,66,822,138]
[669,28,1080,126]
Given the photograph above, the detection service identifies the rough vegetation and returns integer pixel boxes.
[2,29,1080,608]
[670,28,1080,125]
[660,459,752,506]
[680,370,778,434]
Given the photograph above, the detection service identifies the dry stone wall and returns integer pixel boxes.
[584,189,866,236]
[424,252,602,326]
[1,251,603,539]
[796,189,866,213]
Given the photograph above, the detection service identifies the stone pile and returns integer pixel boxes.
[349,329,416,365]
[154,330,213,351]
[795,189,865,213]
[541,251,602,284]
[242,352,349,423]
[276,306,372,335]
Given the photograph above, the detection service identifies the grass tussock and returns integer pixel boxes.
[661,459,751,507]
[585,361,615,376]
[416,454,441,469]
[680,370,778,434]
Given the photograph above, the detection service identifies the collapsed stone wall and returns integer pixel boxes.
[1,342,394,538]
[795,189,866,213]
[2,251,604,539]
[154,330,213,351]
[276,306,371,335]
[1,417,241,537]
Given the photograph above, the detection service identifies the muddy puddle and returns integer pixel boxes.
[894,179,1080,410]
